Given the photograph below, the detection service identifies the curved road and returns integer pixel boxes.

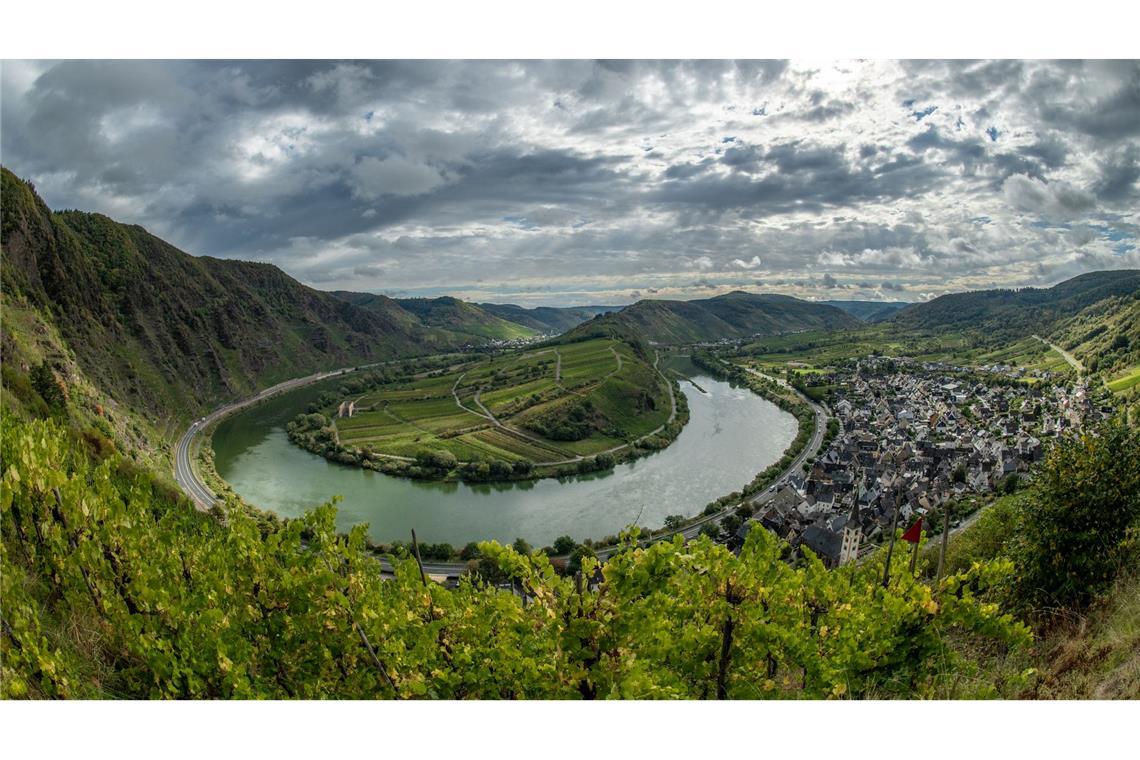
[174,354,830,577]
[173,360,419,509]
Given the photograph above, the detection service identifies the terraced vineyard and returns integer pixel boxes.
[333,338,674,465]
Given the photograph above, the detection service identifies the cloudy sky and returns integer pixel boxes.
[2,59,1138,306]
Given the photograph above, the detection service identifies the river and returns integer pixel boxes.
[211,374,796,547]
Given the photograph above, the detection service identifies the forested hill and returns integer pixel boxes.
[824,300,909,322]
[391,296,536,340]
[0,169,471,424]
[331,291,538,342]
[891,270,1140,341]
[476,302,616,334]
[564,291,861,344]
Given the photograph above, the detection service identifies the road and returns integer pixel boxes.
[173,358,431,510]
[1032,334,1084,373]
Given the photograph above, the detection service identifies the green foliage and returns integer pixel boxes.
[29,360,67,415]
[1010,419,1140,611]
[552,535,578,555]
[2,419,1033,699]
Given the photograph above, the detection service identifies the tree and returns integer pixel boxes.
[1011,419,1140,611]
[952,464,967,484]
[663,515,686,531]
[416,449,457,472]
[552,535,577,555]
[30,360,66,413]
[566,544,596,576]
[512,538,532,556]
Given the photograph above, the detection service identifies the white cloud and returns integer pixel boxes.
[732,255,762,269]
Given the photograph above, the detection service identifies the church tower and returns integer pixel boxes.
[839,501,862,566]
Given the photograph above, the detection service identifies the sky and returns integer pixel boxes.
[2,59,1138,307]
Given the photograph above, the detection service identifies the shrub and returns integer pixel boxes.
[1011,419,1140,611]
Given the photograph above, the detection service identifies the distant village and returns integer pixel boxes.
[734,356,1114,567]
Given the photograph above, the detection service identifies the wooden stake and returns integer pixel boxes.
[881,503,901,589]
[909,534,920,576]
[411,529,427,587]
[936,499,951,586]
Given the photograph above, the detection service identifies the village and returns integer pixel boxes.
[733,355,1116,567]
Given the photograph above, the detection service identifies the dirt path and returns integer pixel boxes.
[451,373,493,421]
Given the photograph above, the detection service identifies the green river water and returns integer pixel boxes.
[212,374,796,547]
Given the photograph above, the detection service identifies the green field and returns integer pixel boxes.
[1107,365,1140,393]
[332,338,672,464]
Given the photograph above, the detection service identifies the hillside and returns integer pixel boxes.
[1,169,505,426]
[892,270,1140,342]
[565,291,861,344]
[330,290,533,343]
[392,296,536,341]
[1047,292,1140,377]
[476,302,616,334]
[824,300,909,322]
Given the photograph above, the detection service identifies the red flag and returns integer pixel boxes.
[901,517,923,544]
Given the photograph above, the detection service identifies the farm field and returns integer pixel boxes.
[331,337,673,464]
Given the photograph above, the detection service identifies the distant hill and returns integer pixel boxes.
[476,302,616,335]
[392,297,535,341]
[0,169,477,422]
[892,271,1140,342]
[563,291,862,344]
[331,291,538,342]
[824,300,909,322]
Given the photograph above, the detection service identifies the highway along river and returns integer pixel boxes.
[212,374,796,547]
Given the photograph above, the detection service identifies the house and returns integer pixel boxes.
[800,524,843,568]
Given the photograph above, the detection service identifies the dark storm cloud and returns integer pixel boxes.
[1037,61,1140,140]
[2,59,1138,304]
[1093,145,1140,202]
[656,139,944,216]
